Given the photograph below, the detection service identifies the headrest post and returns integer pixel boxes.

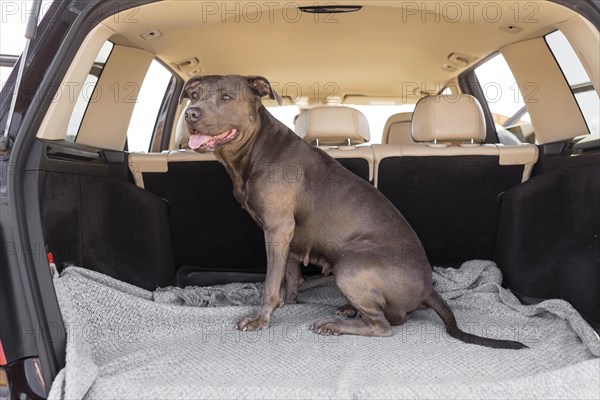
[471,138,475,145]
[315,138,320,146]
[433,139,438,145]
[347,138,351,146]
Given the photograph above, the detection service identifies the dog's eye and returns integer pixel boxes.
[191,92,198,100]
[222,94,232,101]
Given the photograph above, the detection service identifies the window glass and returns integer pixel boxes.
[546,30,599,137]
[267,105,301,131]
[475,54,534,144]
[348,105,416,144]
[0,66,14,91]
[66,41,113,141]
[0,0,54,56]
[126,60,172,152]
[268,104,416,144]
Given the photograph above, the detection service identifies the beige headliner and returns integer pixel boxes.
[102,0,577,103]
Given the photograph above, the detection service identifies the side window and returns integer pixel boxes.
[66,41,113,142]
[0,61,16,92]
[546,30,599,138]
[475,54,534,145]
[126,60,173,152]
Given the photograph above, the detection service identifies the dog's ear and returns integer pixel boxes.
[247,76,283,106]
[180,76,203,104]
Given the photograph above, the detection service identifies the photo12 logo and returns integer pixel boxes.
[400,1,539,24]
[0,1,54,24]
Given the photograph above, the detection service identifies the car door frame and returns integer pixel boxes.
[0,0,598,391]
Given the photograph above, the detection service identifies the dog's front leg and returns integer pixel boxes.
[237,221,295,331]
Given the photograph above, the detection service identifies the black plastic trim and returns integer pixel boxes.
[299,5,362,13]
[46,144,100,161]
[153,75,184,152]
[176,266,267,287]
[458,69,499,144]
[532,142,600,176]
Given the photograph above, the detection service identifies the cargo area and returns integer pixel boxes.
[48,262,599,399]
[34,139,599,398]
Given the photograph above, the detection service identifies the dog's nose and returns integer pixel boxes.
[185,107,202,123]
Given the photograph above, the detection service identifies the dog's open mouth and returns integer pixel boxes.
[188,129,239,151]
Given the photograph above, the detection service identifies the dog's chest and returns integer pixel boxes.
[242,203,263,228]
[233,185,264,228]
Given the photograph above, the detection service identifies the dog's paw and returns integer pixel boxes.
[311,319,342,336]
[237,315,270,331]
[285,291,298,304]
[336,304,358,318]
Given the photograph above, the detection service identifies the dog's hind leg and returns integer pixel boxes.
[284,259,303,304]
[312,265,392,336]
[336,304,358,317]
[312,306,392,337]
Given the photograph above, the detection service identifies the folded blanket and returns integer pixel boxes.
[49,260,599,399]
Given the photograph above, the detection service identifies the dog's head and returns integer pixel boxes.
[181,75,282,152]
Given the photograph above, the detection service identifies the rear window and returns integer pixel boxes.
[268,104,416,144]
[346,105,416,144]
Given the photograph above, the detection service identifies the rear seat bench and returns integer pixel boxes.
[373,95,538,264]
[130,98,537,283]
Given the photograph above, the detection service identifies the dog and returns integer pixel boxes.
[182,74,526,349]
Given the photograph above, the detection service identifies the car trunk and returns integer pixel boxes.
[32,138,600,398]
[1,0,598,396]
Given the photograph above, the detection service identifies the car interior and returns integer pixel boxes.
[4,0,599,396]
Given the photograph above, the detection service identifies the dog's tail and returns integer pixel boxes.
[424,291,527,350]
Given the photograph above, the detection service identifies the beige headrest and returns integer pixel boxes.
[295,106,370,145]
[383,112,414,145]
[412,95,486,143]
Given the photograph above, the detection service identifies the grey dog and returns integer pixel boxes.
[182,74,526,349]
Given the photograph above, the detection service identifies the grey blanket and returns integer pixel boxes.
[49,260,599,399]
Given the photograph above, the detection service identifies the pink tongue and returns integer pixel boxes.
[188,134,211,149]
